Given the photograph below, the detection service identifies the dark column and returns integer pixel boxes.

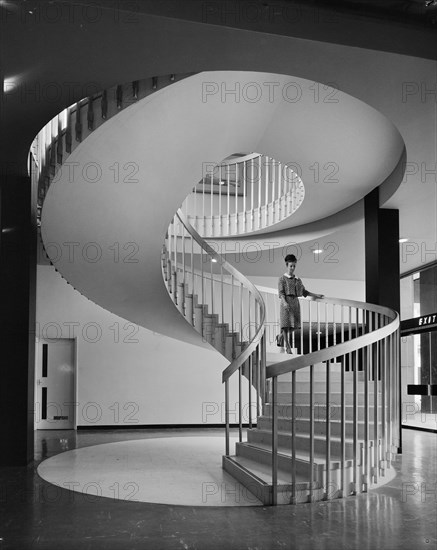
[364,187,401,452]
[0,168,37,466]
[364,188,400,313]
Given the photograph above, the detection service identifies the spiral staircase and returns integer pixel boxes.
[33,73,401,506]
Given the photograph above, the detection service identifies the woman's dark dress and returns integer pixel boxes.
[278,274,308,330]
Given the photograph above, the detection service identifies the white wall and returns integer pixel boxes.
[36,265,240,427]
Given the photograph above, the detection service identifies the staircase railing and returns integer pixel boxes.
[162,209,266,452]
[29,73,194,222]
[181,152,305,237]
[260,296,400,504]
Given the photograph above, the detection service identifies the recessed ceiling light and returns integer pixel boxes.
[211,258,217,263]
[399,238,409,243]
[313,249,323,254]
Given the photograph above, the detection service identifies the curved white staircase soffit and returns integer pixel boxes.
[40,71,406,346]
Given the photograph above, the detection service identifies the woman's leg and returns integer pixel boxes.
[285,328,293,353]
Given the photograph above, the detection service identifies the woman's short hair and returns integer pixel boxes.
[284,254,297,264]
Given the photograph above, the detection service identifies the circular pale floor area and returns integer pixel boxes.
[37,435,397,507]
[37,435,262,507]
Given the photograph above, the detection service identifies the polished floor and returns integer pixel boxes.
[0,428,436,549]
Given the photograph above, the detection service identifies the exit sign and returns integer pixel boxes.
[401,312,437,336]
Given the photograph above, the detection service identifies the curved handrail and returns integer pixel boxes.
[184,152,305,238]
[175,209,266,382]
[267,298,399,378]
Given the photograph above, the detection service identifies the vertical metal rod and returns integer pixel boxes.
[235,162,239,233]
[309,362,314,502]
[325,302,329,350]
[325,360,331,499]
[221,264,224,325]
[272,159,276,221]
[340,347,345,498]
[387,332,392,461]
[272,376,278,506]
[350,306,357,494]
[210,258,214,315]
[240,283,243,343]
[225,379,230,455]
[231,275,235,336]
[251,159,254,230]
[218,167,222,234]
[248,354,253,429]
[210,169,214,237]
[278,163,282,218]
[291,369,297,504]
[258,155,262,228]
[201,246,204,305]
[191,234,194,297]
[239,367,243,442]
[317,301,321,350]
[227,165,231,234]
[203,171,205,229]
[381,332,386,476]
[243,161,246,231]
[309,301,312,353]
[265,156,269,227]
[300,299,304,355]
[373,315,379,484]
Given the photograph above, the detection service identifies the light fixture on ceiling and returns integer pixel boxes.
[425,0,437,7]
[313,249,323,254]
[211,258,217,263]
[399,238,409,243]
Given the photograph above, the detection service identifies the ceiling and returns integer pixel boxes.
[1,0,436,290]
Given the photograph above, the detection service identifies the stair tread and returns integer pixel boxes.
[248,427,364,443]
[227,455,309,486]
[237,441,355,465]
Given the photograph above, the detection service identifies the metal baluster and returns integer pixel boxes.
[225,379,230,455]
[248,353,253,429]
[381,330,386,478]
[239,366,243,442]
[272,159,276,222]
[325,360,331,499]
[309,362,314,502]
[325,302,329,349]
[291,368,296,504]
[251,158,254,230]
[235,162,239,233]
[258,155,262,228]
[265,156,269,227]
[221,264,224,325]
[272,376,278,506]
[243,161,247,233]
[210,258,214,315]
[317,301,321,350]
[373,314,379,484]
[203,171,206,235]
[210,169,214,237]
[218,166,222,235]
[227,165,231,235]
[300,298,304,355]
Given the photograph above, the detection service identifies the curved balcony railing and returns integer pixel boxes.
[181,152,305,237]
[29,73,194,223]
[222,290,400,505]
[162,209,266,450]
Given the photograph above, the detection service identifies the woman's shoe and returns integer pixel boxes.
[286,347,293,354]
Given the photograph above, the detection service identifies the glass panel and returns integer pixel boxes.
[401,332,437,430]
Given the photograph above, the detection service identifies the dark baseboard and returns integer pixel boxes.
[77,424,256,430]
[402,424,437,434]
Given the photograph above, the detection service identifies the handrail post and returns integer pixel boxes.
[272,376,278,506]
[225,379,230,455]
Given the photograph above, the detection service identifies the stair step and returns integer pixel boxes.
[257,416,376,438]
[222,455,324,505]
[275,392,381,406]
[247,428,356,458]
[263,403,383,421]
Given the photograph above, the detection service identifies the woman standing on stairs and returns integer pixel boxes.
[279,254,324,354]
